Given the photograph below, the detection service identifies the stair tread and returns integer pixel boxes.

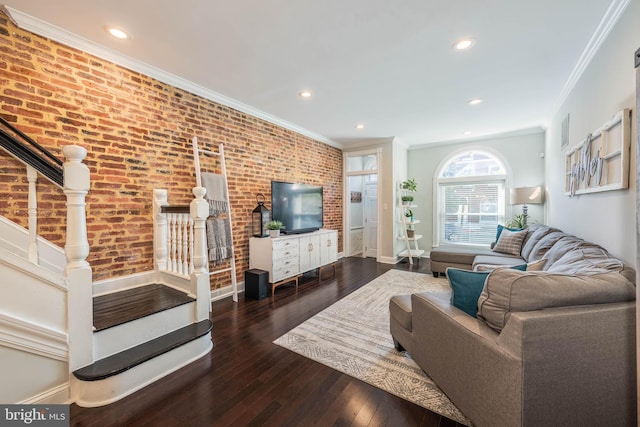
[93,283,195,331]
[73,319,213,381]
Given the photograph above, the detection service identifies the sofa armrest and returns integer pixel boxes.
[411,292,523,427]
[497,302,636,426]
[411,292,636,427]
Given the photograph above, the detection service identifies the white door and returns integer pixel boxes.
[364,181,377,258]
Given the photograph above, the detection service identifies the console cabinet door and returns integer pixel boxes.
[299,234,320,273]
[320,230,338,265]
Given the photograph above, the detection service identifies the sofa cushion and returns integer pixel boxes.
[477,269,636,332]
[473,254,524,270]
[545,246,623,274]
[492,228,527,256]
[447,265,527,317]
[526,259,547,271]
[474,263,528,272]
[520,225,559,261]
[525,230,566,263]
[389,294,413,331]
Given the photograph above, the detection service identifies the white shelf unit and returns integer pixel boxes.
[397,192,425,265]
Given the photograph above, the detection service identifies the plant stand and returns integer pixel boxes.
[397,188,425,265]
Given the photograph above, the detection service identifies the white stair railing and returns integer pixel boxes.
[153,187,210,319]
[153,189,194,279]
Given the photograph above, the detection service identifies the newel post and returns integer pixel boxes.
[190,186,210,321]
[62,145,93,374]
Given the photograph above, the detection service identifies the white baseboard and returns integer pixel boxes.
[378,255,398,264]
[210,282,245,302]
[92,270,191,296]
[380,254,430,265]
[20,383,71,405]
[92,271,160,296]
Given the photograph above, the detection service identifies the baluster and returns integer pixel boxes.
[189,217,195,275]
[170,213,178,273]
[176,214,184,275]
[26,165,38,264]
[182,214,189,275]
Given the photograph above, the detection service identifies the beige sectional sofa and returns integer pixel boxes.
[389,224,637,427]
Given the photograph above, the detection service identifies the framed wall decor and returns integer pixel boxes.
[564,109,631,196]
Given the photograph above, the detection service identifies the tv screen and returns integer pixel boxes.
[271,181,323,234]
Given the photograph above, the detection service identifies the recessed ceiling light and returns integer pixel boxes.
[106,27,130,40]
[355,124,365,129]
[463,131,472,135]
[298,90,312,98]
[453,38,476,50]
[468,98,484,105]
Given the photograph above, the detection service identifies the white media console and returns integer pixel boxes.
[249,228,338,293]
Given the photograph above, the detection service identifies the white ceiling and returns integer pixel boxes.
[1,1,622,148]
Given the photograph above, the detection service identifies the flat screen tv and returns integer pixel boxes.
[271,181,323,234]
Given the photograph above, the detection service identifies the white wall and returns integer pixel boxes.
[408,132,546,253]
[0,347,67,403]
[392,141,409,258]
[546,0,639,265]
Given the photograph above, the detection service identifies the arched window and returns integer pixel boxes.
[435,150,507,246]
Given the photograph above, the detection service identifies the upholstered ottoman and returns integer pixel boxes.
[430,247,494,277]
[389,294,413,353]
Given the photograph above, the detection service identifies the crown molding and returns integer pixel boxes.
[554,0,631,111]
[5,7,342,150]
[408,126,546,150]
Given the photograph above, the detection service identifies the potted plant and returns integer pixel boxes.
[404,208,414,222]
[505,214,526,229]
[267,220,283,237]
[400,178,417,192]
[401,195,414,205]
[406,224,415,238]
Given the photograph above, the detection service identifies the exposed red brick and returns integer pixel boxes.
[0,18,343,287]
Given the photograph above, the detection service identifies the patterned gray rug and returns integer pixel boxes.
[273,269,471,425]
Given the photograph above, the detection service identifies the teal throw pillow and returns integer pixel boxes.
[446,268,489,318]
[447,264,527,317]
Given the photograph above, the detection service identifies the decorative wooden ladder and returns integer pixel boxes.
[192,137,238,302]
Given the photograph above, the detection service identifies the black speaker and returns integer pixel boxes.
[245,269,269,300]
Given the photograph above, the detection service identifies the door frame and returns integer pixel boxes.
[343,148,381,261]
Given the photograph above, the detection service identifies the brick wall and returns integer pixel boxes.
[0,15,343,286]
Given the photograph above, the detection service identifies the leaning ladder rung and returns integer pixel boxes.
[208,267,233,276]
[198,148,222,157]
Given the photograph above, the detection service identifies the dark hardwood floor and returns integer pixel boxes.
[71,257,464,427]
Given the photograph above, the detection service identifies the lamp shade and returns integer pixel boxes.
[510,186,544,205]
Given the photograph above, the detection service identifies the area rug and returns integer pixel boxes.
[273,269,471,425]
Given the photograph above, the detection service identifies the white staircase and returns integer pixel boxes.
[0,125,215,406]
